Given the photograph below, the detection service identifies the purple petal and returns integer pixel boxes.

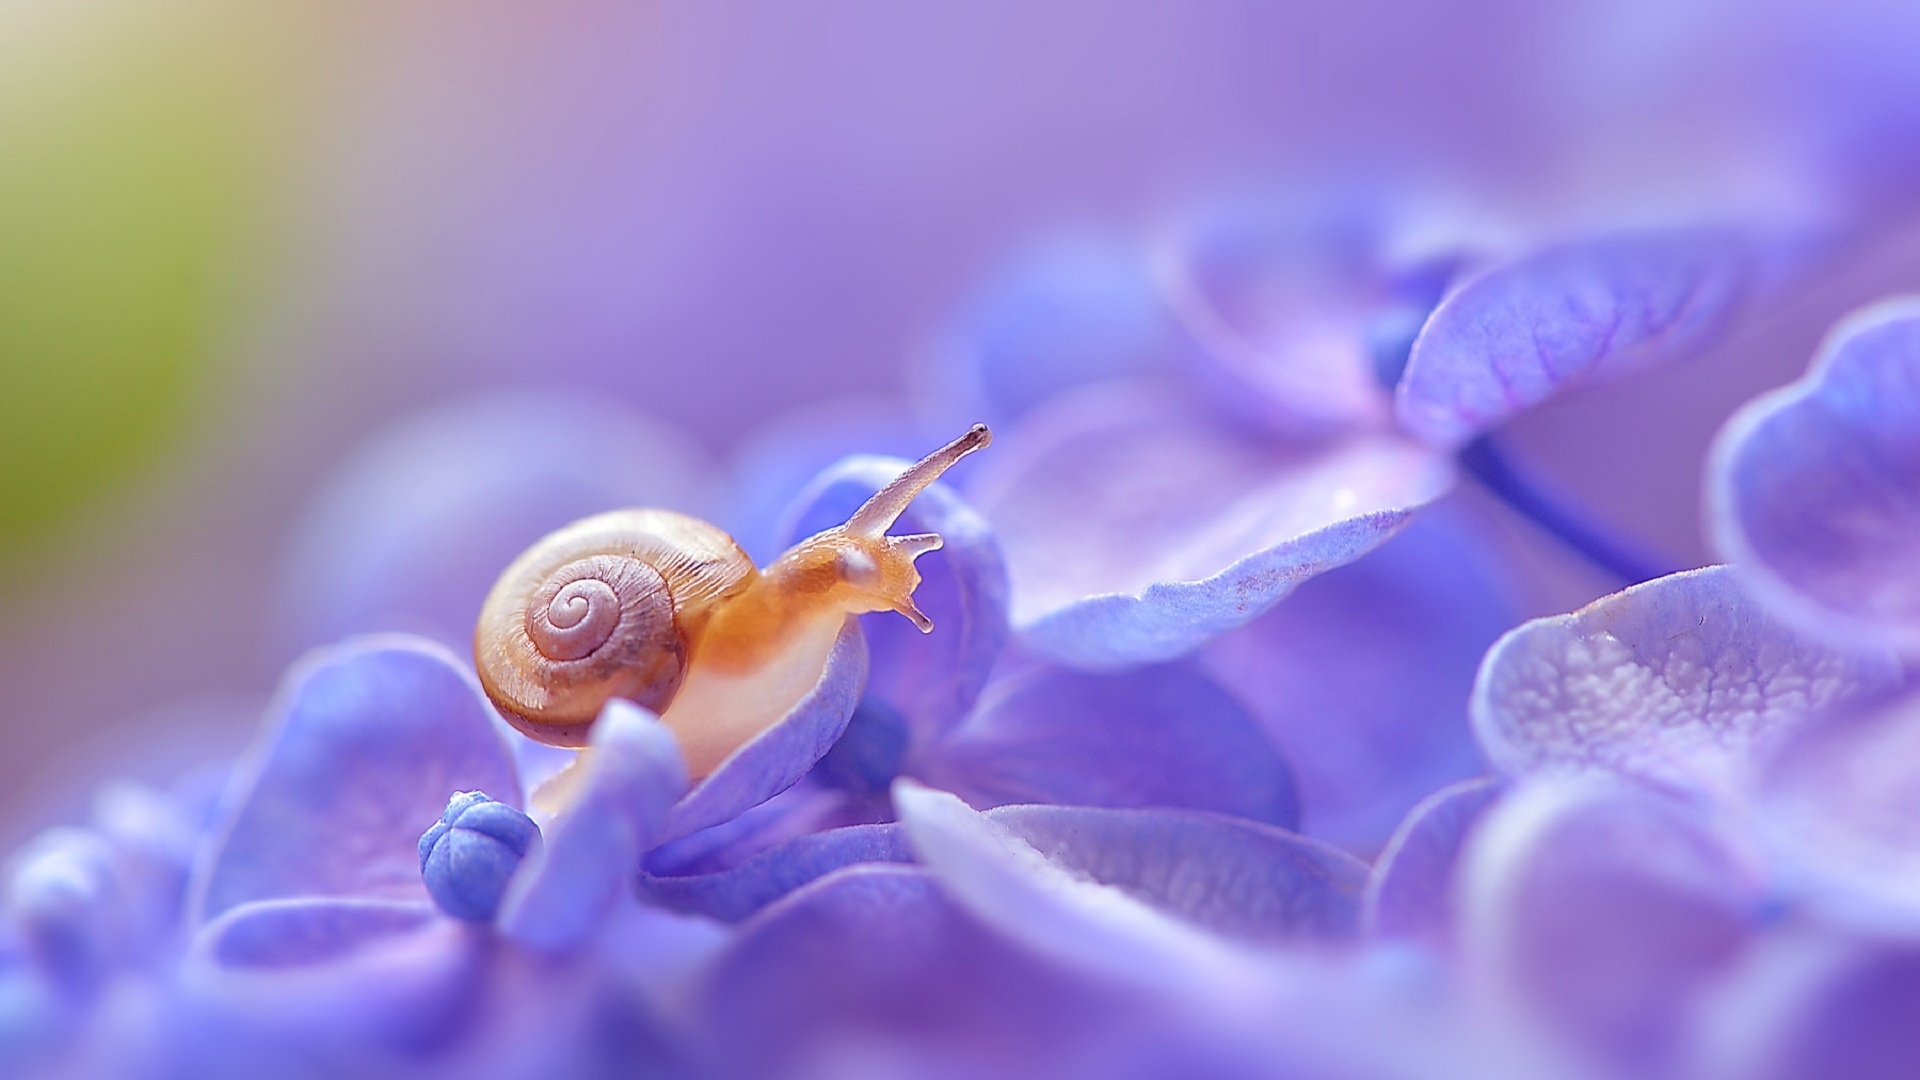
[923,662,1299,829]
[987,804,1367,943]
[1472,566,1900,802]
[1199,508,1515,853]
[1154,199,1406,436]
[192,637,521,923]
[661,619,868,842]
[970,382,1453,668]
[1710,299,1920,653]
[777,454,1009,750]
[698,863,1138,1080]
[498,700,686,951]
[276,392,714,652]
[916,231,1181,429]
[5,829,123,989]
[1362,777,1503,951]
[1396,226,1759,449]
[184,897,481,1054]
[894,782,1258,1001]
[723,396,933,563]
[1695,930,1920,1080]
[1757,692,1920,928]
[642,822,910,923]
[1458,775,1764,1076]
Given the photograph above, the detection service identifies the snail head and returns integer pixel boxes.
[770,424,991,633]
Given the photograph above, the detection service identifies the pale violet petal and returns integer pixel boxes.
[1472,566,1900,801]
[1362,777,1503,951]
[1200,507,1516,853]
[922,663,1299,829]
[1458,775,1766,1076]
[497,700,686,951]
[1710,298,1920,653]
[1757,692,1920,930]
[970,382,1453,668]
[893,781,1261,1004]
[987,804,1367,943]
[192,637,521,923]
[1397,226,1759,449]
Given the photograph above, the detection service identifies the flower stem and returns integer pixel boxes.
[1458,436,1680,585]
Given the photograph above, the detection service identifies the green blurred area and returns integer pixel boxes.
[0,8,284,561]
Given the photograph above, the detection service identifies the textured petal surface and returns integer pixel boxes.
[1472,566,1900,801]
[1758,693,1920,928]
[778,455,1009,750]
[988,804,1367,943]
[1363,777,1503,951]
[1459,775,1764,1077]
[917,231,1181,429]
[970,383,1453,667]
[276,392,713,652]
[1397,226,1759,448]
[698,864,1139,1080]
[498,701,686,951]
[1710,299,1920,653]
[894,783,1258,1003]
[924,663,1300,829]
[1200,508,1514,853]
[662,619,868,842]
[193,638,521,923]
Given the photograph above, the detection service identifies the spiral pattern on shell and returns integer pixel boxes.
[475,508,758,748]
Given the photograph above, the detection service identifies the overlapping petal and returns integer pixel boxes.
[1458,775,1766,1076]
[192,638,521,923]
[1757,692,1920,928]
[970,382,1454,668]
[1472,566,1900,801]
[893,783,1259,1003]
[642,822,911,923]
[1396,226,1761,449]
[276,392,714,651]
[697,863,1140,1080]
[1364,777,1503,951]
[1710,299,1920,653]
[1154,198,1433,436]
[182,897,482,1061]
[498,701,685,951]
[922,662,1300,829]
[1201,509,1515,853]
[778,455,1009,749]
[988,804,1366,943]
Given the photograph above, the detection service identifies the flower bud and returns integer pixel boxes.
[417,792,539,923]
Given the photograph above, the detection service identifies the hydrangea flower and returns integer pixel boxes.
[11,10,1920,1076]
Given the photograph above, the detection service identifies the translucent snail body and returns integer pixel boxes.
[474,425,990,777]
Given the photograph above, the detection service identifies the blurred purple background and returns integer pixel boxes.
[4,0,1919,840]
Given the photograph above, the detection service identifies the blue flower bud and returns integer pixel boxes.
[418,792,540,923]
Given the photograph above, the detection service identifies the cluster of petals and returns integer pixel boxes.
[6,179,1920,1080]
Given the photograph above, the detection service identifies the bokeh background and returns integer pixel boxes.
[5,0,1920,842]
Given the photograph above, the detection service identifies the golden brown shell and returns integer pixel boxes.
[474,509,756,746]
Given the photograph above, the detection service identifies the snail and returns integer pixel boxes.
[475,424,991,778]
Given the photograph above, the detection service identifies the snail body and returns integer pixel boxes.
[475,425,990,777]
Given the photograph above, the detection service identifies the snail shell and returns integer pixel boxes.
[474,508,754,747]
